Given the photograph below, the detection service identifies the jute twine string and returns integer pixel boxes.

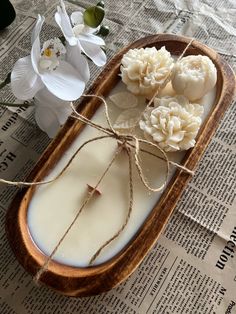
[0,40,194,282]
[89,145,134,265]
[146,38,194,109]
[0,135,111,187]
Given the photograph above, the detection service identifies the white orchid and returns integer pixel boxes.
[11,14,86,101]
[55,0,107,67]
[3,3,109,138]
[34,88,72,138]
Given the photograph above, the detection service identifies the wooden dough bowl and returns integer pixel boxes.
[5,34,235,297]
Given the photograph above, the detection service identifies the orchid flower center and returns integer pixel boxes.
[39,38,66,71]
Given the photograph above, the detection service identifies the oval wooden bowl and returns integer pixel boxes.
[6,34,235,297]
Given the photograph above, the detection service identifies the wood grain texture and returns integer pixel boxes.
[5,34,235,297]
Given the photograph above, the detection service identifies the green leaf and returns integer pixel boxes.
[83,6,105,28]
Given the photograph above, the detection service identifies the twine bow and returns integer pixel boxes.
[0,39,195,283]
[34,93,194,282]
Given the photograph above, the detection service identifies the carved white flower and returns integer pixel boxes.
[139,96,204,152]
[120,47,174,98]
[172,55,217,101]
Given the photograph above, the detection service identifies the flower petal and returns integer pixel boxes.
[71,11,83,25]
[31,36,41,74]
[31,14,45,45]
[78,33,105,46]
[35,88,72,130]
[11,55,43,100]
[53,102,72,125]
[66,43,90,82]
[35,105,60,138]
[83,25,100,34]
[31,15,44,74]
[80,40,106,66]
[55,0,77,46]
[41,60,85,101]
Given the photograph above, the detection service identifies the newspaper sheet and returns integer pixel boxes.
[0,0,236,313]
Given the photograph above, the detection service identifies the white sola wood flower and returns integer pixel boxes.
[11,14,86,101]
[139,96,204,152]
[120,47,174,98]
[55,0,106,68]
[172,55,217,101]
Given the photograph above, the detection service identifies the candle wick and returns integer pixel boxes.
[87,184,102,196]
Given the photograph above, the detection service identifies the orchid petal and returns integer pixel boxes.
[35,105,61,138]
[34,88,72,135]
[35,88,72,124]
[41,60,85,101]
[66,43,90,82]
[71,11,83,26]
[31,36,41,75]
[79,33,105,46]
[55,0,77,46]
[83,25,100,34]
[80,40,106,66]
[31,14,45,45]
[70,12,99,35]
[11,55,43,100]
[53,101,72,125]
[31,15,45,74]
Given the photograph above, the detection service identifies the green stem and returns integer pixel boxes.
[0,73,11,90]
[0,81,7,90]
[0,101,33,108]
[0,73,33,108]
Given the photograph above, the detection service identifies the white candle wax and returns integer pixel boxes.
[28,82,216,267]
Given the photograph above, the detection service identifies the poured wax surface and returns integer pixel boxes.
[28,81,216,267]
